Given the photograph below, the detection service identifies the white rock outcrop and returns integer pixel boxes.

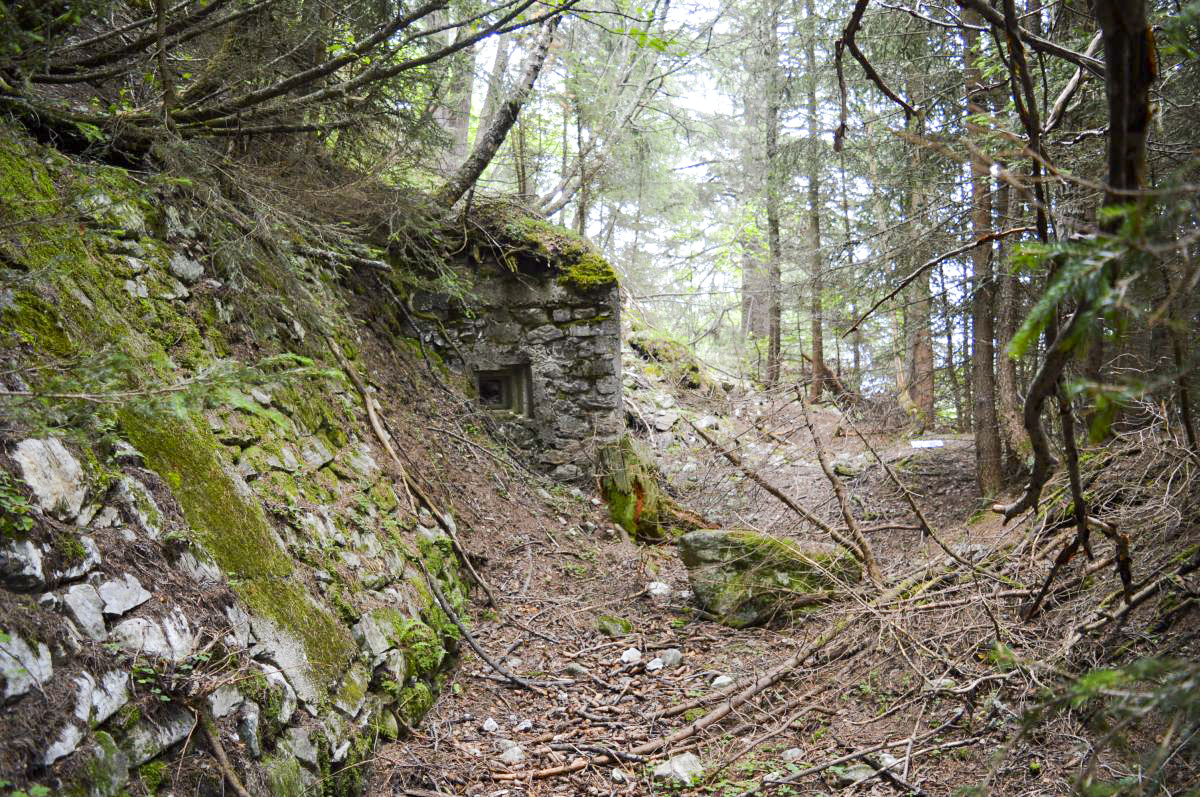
[13,438,86,520]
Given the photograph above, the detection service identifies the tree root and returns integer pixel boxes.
[325,335,417,514]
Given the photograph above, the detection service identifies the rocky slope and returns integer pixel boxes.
[0,126,607,796]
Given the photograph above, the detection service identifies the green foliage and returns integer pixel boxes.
[0,0,104,63]
[1007,235,1123,362]
[0,782,51,797]
[1158,1,1200,60]
[0,472,33,538]
[1006,205,1155,440]
[1013,658,1200,796]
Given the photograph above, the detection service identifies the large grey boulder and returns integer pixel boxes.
[678,530,859,627]
[51,535,102,583]
[98,573,151,616]
[124,707,196,765]
[80,731,130,797]
[653,752,704,784]
[12,438,86,520]
[64,584,107,640]
[92,670,130,724]
[112,609,195,661]
[0,539,45,590]
[44,722,84,765]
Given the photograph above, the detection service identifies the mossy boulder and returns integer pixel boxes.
[596,614,633,636]
[678,530,859,627]
[597,435,708,542]
[629,332,713,391]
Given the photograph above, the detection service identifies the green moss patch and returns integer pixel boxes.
[597,435,707,542]
[466,201,618,293]
[557,251,617,293]
[629,331,712,391]
[119,406,354,695]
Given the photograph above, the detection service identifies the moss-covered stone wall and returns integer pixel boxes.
[0,124,470,796]
[406,201,624,481]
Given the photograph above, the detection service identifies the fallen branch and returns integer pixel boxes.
[494,578,926,781]
[835,401,1023,590]
[412,556,543,694]
[735,732,978,796]
[687,418,874,578]
[399,470,499,608]
[843,226,1036,335]
[798,389,882,585]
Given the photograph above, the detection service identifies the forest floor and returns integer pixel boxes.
[362,345,1200,797]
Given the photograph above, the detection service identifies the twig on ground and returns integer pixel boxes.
[325,335,416,514]
[200,712,253,797]
[413,556,544,695]
[799,389,882,585]
[687,417,874,577]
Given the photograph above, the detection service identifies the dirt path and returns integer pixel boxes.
[372,383,1025,797]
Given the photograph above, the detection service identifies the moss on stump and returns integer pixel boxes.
[597,435,708,543]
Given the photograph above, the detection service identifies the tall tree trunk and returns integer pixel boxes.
[739,84,769,360]
[804,0,828,398]
[478,33,512,138]
[429,8,475,173]
[905,114,935,430]
[764,0,783,387]
[938,264,963,428]
[433,18,559,207]
[839,145,862,391]
[964,18,1003,494]
[993,175,1028,465]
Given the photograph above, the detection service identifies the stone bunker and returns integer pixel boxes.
[408,205,624,481]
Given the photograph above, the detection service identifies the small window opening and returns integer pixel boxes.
[475,365,532,416]
[478,377,505,407]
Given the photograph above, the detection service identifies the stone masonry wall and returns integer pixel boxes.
[413,268,624,482]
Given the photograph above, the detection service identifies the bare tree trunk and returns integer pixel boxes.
[478,32,512,137]
[428,8,475,172]
[573,99,587,234]
[938,264,963,428]
[444,47,475,166]
[154,0,175,128]
[515,117,530,197]
[964,17,1003,494]
[804,0,828,398]
[764,0,783,387]
[993,175,1028,464]
[433,18,559,208]
[905,136,934,428]
[839,153,862,391]
[898,58,935,428]
[740,89,769,352]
